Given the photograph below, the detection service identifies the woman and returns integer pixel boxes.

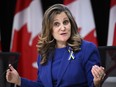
[6,4,105,87]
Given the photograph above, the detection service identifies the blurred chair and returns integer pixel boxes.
[98,46,116,87]
[0,52,19,87]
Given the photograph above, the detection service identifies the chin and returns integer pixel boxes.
[58,37,70,42]
[61,39,68,42]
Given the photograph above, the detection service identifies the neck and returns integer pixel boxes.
[56,42,66,48]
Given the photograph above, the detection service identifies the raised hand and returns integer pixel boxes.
[6,64,21,86]
[91,65,106,87]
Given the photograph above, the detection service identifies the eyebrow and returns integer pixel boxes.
[53,17,69,22]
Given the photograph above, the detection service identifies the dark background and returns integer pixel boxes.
[0,0,110,52]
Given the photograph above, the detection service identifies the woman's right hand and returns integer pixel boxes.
[6,64,21,86]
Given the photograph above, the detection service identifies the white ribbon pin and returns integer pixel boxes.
[68,47,75,60]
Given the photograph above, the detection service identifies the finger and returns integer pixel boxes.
[91,68,97,78]
[100,66,105,70]
[94,65,103,75]
[92,65,101,78]
[6,69,12,82]
[92,66,99,78]
[101,73,106,80]
[94,65,106,79]
[99,73,105,80]
[100,66,105,73]
[99,66,106,76]
[6,69,10,79]
[6,69,11,77]
[9,64,15,71]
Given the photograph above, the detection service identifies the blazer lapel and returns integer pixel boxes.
[56,50,71,86]
[42,54,53,87]
[46,59,53,87]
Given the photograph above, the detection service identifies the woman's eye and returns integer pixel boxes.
[63,20,69,25]
[53,22,60,27]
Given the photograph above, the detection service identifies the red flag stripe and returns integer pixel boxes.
[64,0,76,5]
[15,0,31,14]
[113,24,116,45]
[111,0,116,8]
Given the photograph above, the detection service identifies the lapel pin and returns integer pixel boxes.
[68,47,75,60]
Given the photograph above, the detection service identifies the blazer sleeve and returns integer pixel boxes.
[20,55,44,87]
[82,42,101,87]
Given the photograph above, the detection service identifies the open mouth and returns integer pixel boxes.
[60,33,67,35]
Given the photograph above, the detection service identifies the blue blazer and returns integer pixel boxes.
[21,40,101,87]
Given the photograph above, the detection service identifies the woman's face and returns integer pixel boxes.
[52,12,71,46]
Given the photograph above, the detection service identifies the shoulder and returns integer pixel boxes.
[81,40,97,47]
[74,40,100,66]
[79,40,99,60]
[80,40,100,66]
[81,40,97,51]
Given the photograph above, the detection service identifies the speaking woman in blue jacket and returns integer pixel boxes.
[6,4,105,87]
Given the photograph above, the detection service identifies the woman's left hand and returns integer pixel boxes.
[91,65,106,87]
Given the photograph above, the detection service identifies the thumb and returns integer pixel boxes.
[9,64,15,71]
[100,66,105,70]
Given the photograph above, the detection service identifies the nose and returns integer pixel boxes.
[60,24,66,31]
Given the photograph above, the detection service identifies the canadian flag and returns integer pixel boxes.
[11,0,43,80]
[64,0,97,45]
[107,0,116,46]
